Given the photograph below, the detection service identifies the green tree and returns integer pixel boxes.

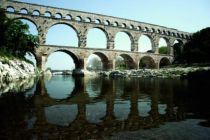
[0,9,38,58]
[175,27,210,64]
[158,46,168,54]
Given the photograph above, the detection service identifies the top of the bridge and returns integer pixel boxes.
[2,0,191,37]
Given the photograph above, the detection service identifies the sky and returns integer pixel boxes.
[13,0,210,70]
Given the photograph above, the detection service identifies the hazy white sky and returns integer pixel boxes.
[15,0,210,70]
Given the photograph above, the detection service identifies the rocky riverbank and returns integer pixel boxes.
[99,67,210,78]
[0,57,36,82]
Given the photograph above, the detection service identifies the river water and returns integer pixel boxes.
[0,75,210,140]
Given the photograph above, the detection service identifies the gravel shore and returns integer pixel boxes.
[103,119,210,140]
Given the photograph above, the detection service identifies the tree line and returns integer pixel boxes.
[175,27,210,64]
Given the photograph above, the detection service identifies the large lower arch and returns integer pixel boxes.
[45,23,79,47]
[92,52,109,70]
[45,50,80,70]
[159,57,171,68]
[86,27,108,49]
[117,54,136,69]
[139,56,156,69]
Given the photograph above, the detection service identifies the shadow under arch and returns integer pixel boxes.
[159,57,171,68]
[118,54,136,69]
[173,39,184,57]
[139,56,156,69]
[92,52,109,70]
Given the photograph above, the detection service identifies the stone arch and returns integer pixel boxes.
[86,27,108,49]
[159,57,171,68]
[85,17,91,22]
[139,56,156,69]
[92,52,109,70]
[6,6,15,12]
[46,50,81,69]
[75,16,82,21]
[118,54,136,69]
[138,34,152,52]
[12,17,38,29]
[121,23,126,28]
[113,21,118,27]
[173,39,184,57]
[95,19,101,24]
[114,31,133,51]
[44,11,52,17]
[65,14,72,20]
[46,23,79,47]
[32,10,40,16]
[19,8,28,14]
[158,37,168,54]
[104,20,110,25]
[55,13,62,19]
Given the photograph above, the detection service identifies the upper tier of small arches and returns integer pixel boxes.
[3,1,191,39]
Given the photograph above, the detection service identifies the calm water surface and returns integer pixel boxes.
[0,75,210,139]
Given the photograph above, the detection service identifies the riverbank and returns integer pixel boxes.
[0,57,37,82]
[103,119,210,140]
[98,66,210,78]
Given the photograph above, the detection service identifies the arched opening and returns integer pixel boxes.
[32,10,40,16]
[44,11,51,17]
[86,54,103,71]
[129,24,134,29]
[86,52,109,71]
[85,17,91,22]
[104,20,110,25]
[65,14,72,20]
[55,13,62,19]
[95,19,101,24]
[13,19,38,66]
[113,21,118,27]
[159,57,170,68]
[121,23,126,28]
[173,39,183,58]
[138,34,152,52]
[158,38,168,54]
[18,19,38,35]
[139,56,156,69]
[137,26,141,30]
[115,32,131,51]
[19,8,28,14]
[115,56,125,70]
[6,6,15,12]
[115,54,135,69]
[46,24,78,47]
[75,16,82,22]
[45,51,79,71]
[86,28,107,49]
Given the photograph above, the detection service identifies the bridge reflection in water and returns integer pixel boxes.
[0,76,187,139]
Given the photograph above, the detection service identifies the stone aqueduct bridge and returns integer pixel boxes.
[1,1,191,71]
